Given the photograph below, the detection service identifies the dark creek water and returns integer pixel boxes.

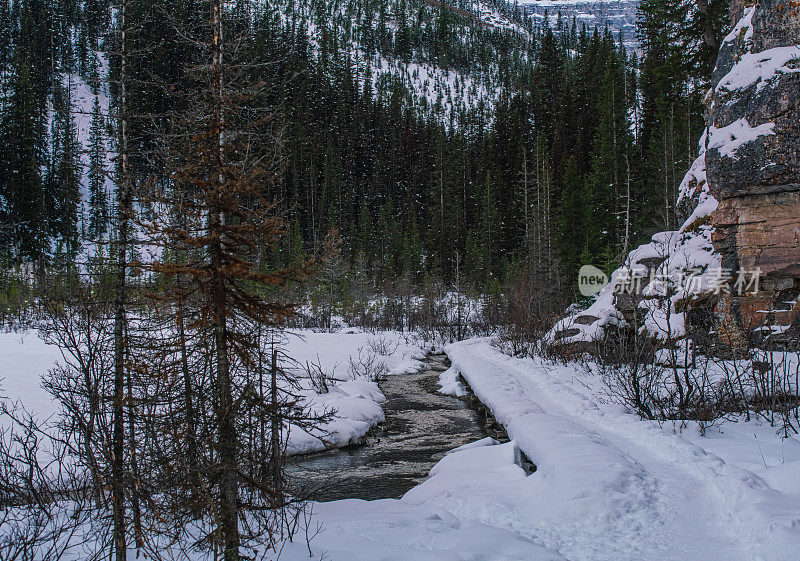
[287,355,487,502]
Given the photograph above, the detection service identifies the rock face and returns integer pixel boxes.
[519,0,639,51]
[546,0,799,354]
[706,0,800,332]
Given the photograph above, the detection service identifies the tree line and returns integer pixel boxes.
[0,0,728,301]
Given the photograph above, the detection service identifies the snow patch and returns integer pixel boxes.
[716,46,800,95]
[708,117,775,159]
[438,365,468,397]
[722,6,755,46]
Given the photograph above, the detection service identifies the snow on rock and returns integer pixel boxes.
[707,117,776,159]
[545,268,627,346]
[518,0,639,51]
[716,46,800,95]
[546,146,721,348]
[437,364,468,396]
[722,5,755,46]
[704,0,800,328]
[287,378,387,455]
[284,330,425,454]
[469,0,530,35]
[549,3,797,350]
[677,149,711,203]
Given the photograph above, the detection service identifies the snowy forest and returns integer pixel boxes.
[1,0,800,560]
[1,0,726,296]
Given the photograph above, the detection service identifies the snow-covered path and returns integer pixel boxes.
[431,338,800,561]
[282,337,800,560]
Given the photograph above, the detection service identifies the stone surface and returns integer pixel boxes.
[751,0,800,51]
[519,0,639,51]
[707,0,800,328]
[711,192,800,275]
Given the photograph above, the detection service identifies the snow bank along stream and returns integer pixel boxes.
[288,354,489,501]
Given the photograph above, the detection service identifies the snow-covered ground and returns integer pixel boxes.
[5,330,800,559]
[282,338,800,560]
[0,331,65,419]
[0,329,425,456]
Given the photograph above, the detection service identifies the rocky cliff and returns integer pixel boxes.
[546,0,800,354]
[519,0,639,51]
[706,0,800,337]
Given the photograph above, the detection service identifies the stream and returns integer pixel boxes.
[287,354,487,502]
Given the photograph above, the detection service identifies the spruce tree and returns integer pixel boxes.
[88,95,108,239]
[532,26,563,146]
[584,43,634,259]
[136,4,320,558]
[48,80,81,262]
[0,52,47,264]
[0,1,11,71]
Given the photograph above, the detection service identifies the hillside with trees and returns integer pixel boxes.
[1,0,727,315]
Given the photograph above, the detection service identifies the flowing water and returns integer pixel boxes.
[287,355,486,502]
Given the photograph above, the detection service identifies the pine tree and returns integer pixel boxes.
[401,216,423,283]
[47,79,81,262]
[557,155,585,279]
[136,4,321,558]
[111,1,135,556]
[357,199,373,268]
[17,0,57,104]
[584,43,634,259]
[638,0,705,232]
[395,9,412,62]
[0,52,47,264]
[533,26,563,144]
[88,95,108,239]
[0,1,12,72]
[690,0,728,80]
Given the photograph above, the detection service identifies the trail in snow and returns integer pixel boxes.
[286,336,800,560]
[438,339,800,561]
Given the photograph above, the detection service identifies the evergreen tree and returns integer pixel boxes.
[557,155,585,279]
[395,9,412,62]
[0,52,47,263]
[532,26,563,146]
[0,1,12,71]
[88,95,108,239]
[47,80,81,262]
[583,43,635,259]
[138,5,318,558]
[0,0,708,298]
[638,0,706,232]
